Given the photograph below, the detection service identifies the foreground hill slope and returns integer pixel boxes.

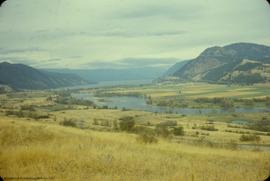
[173,43,270,84]
[0,62,89,89]
[0,116,269,181]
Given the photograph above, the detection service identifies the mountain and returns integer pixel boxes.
[0,62,91,90]
[163,60,190,76]
[172,43,270,84]
[0,85,12,93]
[46,67,167,82]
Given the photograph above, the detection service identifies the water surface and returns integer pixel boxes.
[72,93,269,115]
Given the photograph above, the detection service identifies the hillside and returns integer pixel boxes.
[172,43,270,84]
[1,115,269,181]
[0,62,90,89]
[163,60,190,76]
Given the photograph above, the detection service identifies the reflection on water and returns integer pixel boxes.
[72,93,269,115]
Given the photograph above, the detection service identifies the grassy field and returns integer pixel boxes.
[0,83,270,180]
[1,116,270,181]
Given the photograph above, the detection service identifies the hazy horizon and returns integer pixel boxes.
[0,0,270,69]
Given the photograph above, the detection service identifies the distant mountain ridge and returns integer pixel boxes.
[170,43,270,84]
[0,62,90,90]
[45,67,167,82]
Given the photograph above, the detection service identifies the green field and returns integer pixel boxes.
[90,83,270,108]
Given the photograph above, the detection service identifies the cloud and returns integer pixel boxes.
[116,3,202,20]
[82,57,180,69]
[97,30,187,38]
[0,0,269,69]
[0,48,46,55]
[119,58,179,67]
[44,58,62,62]
[0,57,37,65]
[31,29,187,40]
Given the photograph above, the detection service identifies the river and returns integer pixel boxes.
[72,93,269,115]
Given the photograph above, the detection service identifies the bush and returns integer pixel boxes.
[55,94,95,107]
[5,109,49,120]
[133,125,155,135]
[121,107,129,111]
[20,105,35,111]
[248,118,270,132]
[119,116,135,132]
[100,119,110,127]
[239,134,261,142]
[101,105,109,109]
[113,120,118,130]
[157,120,177,127]
[93,119,99,125]
[136,133,158,144]
[173,126,185,136]
[200,125,218,131]
[227,140,238,150]
[244,99,254,106]
[155,126,171,138]
[221,99,234,110]
[28,112,49,120]
[266,96,270,106]
[60,118,77,127]
[5,110,21,117]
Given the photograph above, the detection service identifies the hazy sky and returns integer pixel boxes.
[0,0,269,69]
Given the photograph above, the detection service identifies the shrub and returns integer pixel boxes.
[221,98,234,110]
[173,126,185,136]
[28,112,49,120]
[248,118,270,132]
[5,110,23,117]
[20,105,35,111]
[136,133,158,144]
[60,118,77,127]
[122,107,129,111]
[266,96,270,106]
[100,119,110,127]
[244,99,254,106]
[157,120,177,127]
[200,125,218,131]
[93,119,99,125]
[119,116,135,132]
[227,140,238,150]
[101,105,109,109]
[113,120,118,130]
[155,126,171,138]
[239,134,261,142]
[133,125,155,135]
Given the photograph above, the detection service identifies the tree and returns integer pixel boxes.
[173,126,184,136]
[119,116,135,132]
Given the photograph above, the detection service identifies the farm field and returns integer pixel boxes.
[90,83,270,98]
[89,83,270,109]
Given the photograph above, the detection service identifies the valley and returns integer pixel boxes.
[1,0,270,180]
[0,82,269,180]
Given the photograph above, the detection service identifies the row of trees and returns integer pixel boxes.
[116,116,184,143]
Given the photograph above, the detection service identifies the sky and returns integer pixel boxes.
[0,0,269,69]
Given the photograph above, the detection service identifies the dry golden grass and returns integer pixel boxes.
[51,108,270,145]
[1,116,270,181]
